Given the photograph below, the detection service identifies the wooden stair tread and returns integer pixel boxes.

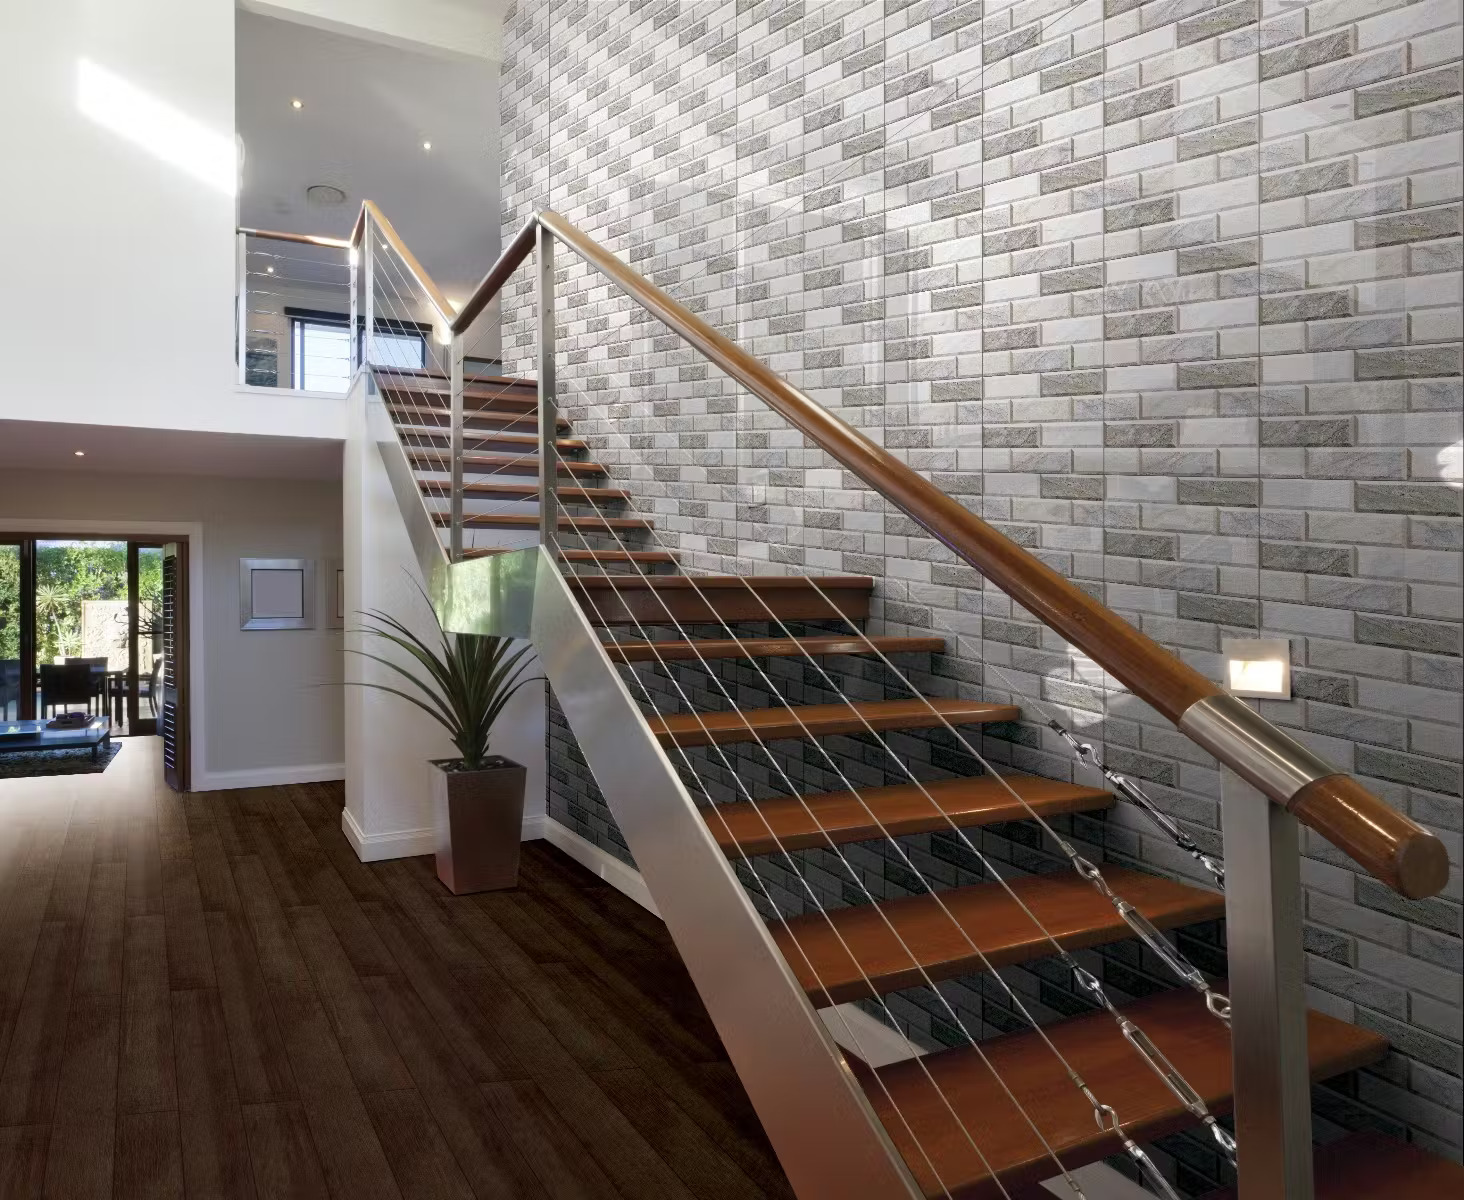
[378,370,537,394]
[388,402,569,429]
[775,866,1223,1006]
[569,574,877,624]
[406,450,605,477]
[395,425,585,450]
[461,547,679,564]
[604,635,945,664]
[434,513,652,531]
[709,774,1113,856]
[422,479,629,502]
[862,986,1388,1198]
[1198,1131,1464,1199]
[647,699,1019,748]
[573,575,874,591]
[385,382,539,399]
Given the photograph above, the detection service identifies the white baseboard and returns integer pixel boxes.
[528,815,660,916]
[194,761,346,791]
[341,810,561,865]
[340,806,435,862]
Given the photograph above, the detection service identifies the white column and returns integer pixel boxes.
[342,371,545,860]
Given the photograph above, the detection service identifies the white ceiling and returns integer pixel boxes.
[0,421,343,481]
[236,8,500,298]
[240,0,505,63]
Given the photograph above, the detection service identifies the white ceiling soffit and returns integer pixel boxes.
[0,421,343,482]
[238,0,503,63]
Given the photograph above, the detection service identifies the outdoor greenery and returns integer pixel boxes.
[0,542,162,665]
[0,548,18,662]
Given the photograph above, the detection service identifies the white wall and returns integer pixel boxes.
[0,469,344,788]
[342,374,545,860]
[0,0,238,432]
[343,373,455,856]
[0,0,499,438]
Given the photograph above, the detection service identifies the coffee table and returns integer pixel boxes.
[0,718,113,762]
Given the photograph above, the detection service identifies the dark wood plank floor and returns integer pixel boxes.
[0,740,794,1199]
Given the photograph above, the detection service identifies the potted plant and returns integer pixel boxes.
[349,596,540,893]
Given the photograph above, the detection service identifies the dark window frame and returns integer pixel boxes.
[284,307,430,388]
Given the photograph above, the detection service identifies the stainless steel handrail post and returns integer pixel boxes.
[348,241,360,378]
[362,214,376,376]
[236,232,248,387]
[536,223,559,559]
[1222,768,1315,1200]
[449,331,465,562]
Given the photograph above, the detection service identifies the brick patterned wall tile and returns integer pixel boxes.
[500,0,1463,1182]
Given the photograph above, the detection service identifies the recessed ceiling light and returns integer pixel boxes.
[74,450,85,457]
[291,98,303,109]
[305,183,347,208]
[422,140,432,151]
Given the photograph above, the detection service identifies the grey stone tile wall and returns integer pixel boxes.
[503,0,1463,1185]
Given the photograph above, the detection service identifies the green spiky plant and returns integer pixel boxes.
[347,590,540,771]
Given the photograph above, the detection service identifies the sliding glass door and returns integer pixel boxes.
[132,546,164,735]
[0,541,21,721]
[1,536,164,735]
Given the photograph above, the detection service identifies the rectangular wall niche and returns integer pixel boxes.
[240,558,316,630]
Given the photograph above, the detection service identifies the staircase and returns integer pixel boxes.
[374,368,1408,1199]
[349,205,1458,1200]
[382,368,665,564]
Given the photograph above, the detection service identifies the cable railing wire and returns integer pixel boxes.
[358,209,1221,1193]
[549,482,1093,1200]
[546,357,1238,1028]
[546,439,1199,1196]
[542,396,1237,1176]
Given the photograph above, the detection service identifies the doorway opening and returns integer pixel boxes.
[1,536,189,787]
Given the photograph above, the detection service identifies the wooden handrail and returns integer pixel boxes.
[336,203,1449,900]
[544,203,1223,719]
[538,212,1446,900]
[238,227,353,249]
[449,218,537,334]
[349,200,459,329]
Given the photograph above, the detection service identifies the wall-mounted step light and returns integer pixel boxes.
[1222,637,1292,700]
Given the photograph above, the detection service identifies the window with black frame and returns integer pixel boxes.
[287,308,429,391]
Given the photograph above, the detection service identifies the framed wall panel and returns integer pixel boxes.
[240,558,316,630]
